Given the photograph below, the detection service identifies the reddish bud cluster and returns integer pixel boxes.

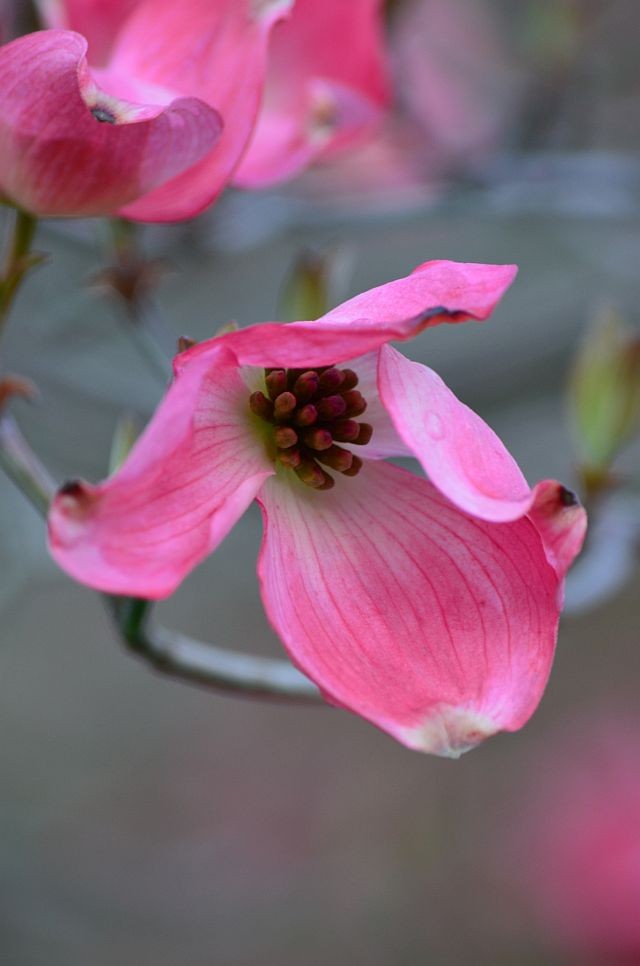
[249,365,373,490]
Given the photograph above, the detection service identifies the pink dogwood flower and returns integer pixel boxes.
[48,260,586,755]
[288,0,517,209]
[0,1,294,220]
[234,0,390,188]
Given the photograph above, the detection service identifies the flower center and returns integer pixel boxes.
[249,366,373,490]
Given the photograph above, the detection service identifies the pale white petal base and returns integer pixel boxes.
[399,705,499,758]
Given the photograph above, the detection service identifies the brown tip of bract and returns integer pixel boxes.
[177,335,197,353]
[529,480,588,577]
[559,485,579,508]
[55,479,97,517]
[58,479,85,498]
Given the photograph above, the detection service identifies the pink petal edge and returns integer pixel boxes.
[528,479,587,579]
[257,460,562,757]
[176,260,519,372]
[378,344,532,521]
[377,345,586,574]
[48,345,273,598]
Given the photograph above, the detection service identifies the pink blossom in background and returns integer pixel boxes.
[0,1,294,219]
[38,0,141,65]
[520,718,640,963]
[285,116,439,213]
[48,261,586,756]
[233,0,389,188]
[284,0,518,209]
[392,0,518,166]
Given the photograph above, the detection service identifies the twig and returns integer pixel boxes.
[0,415,57,514]
[96,219,175,383]
[0,415,321,703]
[0,208,40,339]
[109,597,319,701]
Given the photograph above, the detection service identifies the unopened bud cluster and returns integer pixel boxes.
[249,365,373,490]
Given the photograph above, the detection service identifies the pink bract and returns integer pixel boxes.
[48,260,586,756]
[0,0,293,219]
[233,0,390,188]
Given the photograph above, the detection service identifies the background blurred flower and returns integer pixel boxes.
[48,260,585,756]
[391,0,518,170]
[0,0,293,220]
[280,0,519,209]
[233,0,390,189]
[518,715,640,964]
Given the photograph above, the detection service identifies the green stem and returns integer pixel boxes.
[0,209,39,339]
[0,415,320,703]
[0,415,56,515]
[107,595,319,701]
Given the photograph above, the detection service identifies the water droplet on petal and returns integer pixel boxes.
[425,411,444,440]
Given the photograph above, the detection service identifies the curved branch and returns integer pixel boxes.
[0,414,57,513]
[0,208,40,338]
[0,415,322,703]
[108,596,320,701]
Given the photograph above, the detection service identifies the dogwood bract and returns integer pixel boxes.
[0,0,290,219]
[48,261,586,755]
[0,0,388,219]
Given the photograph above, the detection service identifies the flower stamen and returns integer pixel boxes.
[274,426,298,449]
[273,391,296,420]
[249,364,373,489]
